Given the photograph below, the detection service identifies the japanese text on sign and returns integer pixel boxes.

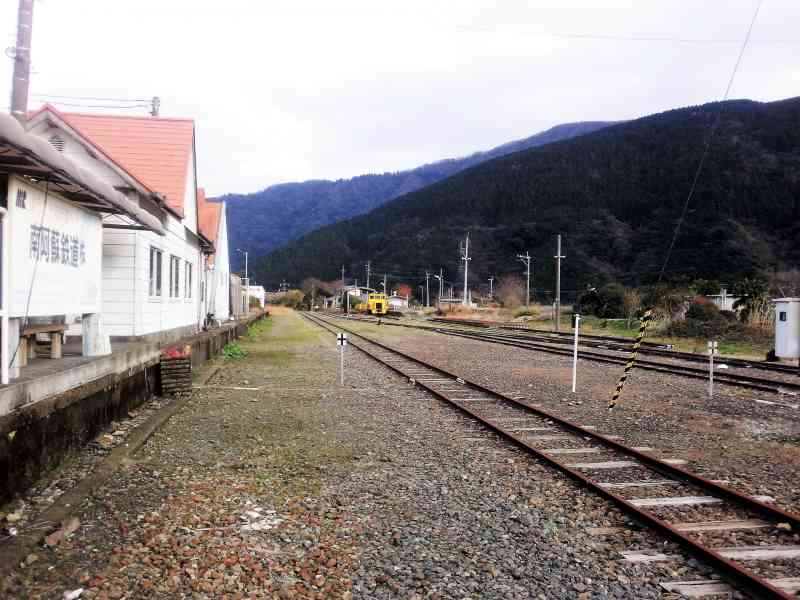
[29,225,86,267]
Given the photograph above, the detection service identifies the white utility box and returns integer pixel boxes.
[774,298,800,358]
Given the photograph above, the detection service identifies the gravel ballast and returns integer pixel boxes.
[2,310,742,598]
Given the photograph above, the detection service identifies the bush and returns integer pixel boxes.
[513,306,540,318]
[272,290,304,309]
[685,301,721,322]
[663,317,746,340]
[578,283,626,318]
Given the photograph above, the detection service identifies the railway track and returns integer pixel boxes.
[430,317,800,377]
[323,312,800,396]
[305,312,800,599]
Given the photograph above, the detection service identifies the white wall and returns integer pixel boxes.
[6,177,102,318]
[28,123,123,190]
[211,205,230,319]
[102,212,202,338]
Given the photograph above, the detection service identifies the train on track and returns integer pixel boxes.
[355,292,389,316]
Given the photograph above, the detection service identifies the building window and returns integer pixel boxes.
[149,247,163,297]
[16,189,26,209]
[169,255,181,297]
[185,261,193,298]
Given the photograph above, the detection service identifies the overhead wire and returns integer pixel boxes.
[449,19,793,45]
[32,101,150,110]
[655,0,763,285]
[31,93,150,102]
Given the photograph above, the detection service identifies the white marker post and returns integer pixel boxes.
[708,340,718,398]
[337,333,347,385]
[572,313,581,393]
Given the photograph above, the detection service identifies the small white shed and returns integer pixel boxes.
[773,298,800,359]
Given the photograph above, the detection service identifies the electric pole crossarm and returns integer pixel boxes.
[461,233,471,306]
[555,235,566,331]
[517,252,532,308]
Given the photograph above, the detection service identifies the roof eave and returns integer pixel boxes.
[0,112,165,235]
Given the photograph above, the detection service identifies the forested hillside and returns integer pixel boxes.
[255,97,800,295]
[218,121,612,267]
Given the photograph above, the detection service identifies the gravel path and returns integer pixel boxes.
[2,309,730,599]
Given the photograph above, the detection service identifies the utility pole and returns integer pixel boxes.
[461,233,471,306]
[340,265,346,311]
[418,285,425,306]
[434,269,444,305]
[383,273,387,294]
[488,276,494,300]
[425,271,430,307]
[9,0,34,124]
[555,235,565,331]
[517,251,532,308]
[365,261,371,289]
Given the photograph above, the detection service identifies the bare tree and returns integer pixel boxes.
[623,289,641,330]
[770,269,800,297]
[496,275,525,308]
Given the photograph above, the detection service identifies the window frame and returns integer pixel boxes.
[184,261,193,299]
[169,255,181,298]
[149,247,163,297]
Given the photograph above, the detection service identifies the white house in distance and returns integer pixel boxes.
[247,285,266,309]
[26,104,211,342]
[388,293,409,310]
[0,112,163,385]
[197,188,230,322]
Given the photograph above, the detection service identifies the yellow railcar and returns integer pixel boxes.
[356,292,388,316]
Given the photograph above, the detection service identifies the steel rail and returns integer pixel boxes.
[431,317,800,376]
[305,312,799,600]
[437,328,800,394]
[325,312,800,395]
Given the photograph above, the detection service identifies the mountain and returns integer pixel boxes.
[255,97,800,297]
[217,121,613,267]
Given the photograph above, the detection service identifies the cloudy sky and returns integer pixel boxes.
[1,1,798,196]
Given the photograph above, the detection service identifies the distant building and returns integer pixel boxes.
[247,285,266,308]
[197,189,231,321]
[388,293,409,310]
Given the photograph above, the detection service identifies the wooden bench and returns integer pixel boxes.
[19,324,67,366]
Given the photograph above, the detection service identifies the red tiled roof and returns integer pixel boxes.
[197,187,222,246]
[28,104,194,217]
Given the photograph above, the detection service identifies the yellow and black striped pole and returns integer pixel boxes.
[608,309,653,410]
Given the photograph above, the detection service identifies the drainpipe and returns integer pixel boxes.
[1,207,9,385]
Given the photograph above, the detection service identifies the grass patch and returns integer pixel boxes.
[222,342,248,359]
[513,306,541,318]
[246,316,273,341]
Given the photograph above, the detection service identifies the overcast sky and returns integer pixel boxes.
[1,1,798,196]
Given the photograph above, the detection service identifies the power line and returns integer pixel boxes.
[656,0,763,285]
[452,22,794,45]
[33,101,150,110]
[31,93,150,102]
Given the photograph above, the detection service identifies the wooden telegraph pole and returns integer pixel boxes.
[10,0,34,123]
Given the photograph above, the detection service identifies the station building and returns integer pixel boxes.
[0,112,163,386]
[25,104,213,342]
